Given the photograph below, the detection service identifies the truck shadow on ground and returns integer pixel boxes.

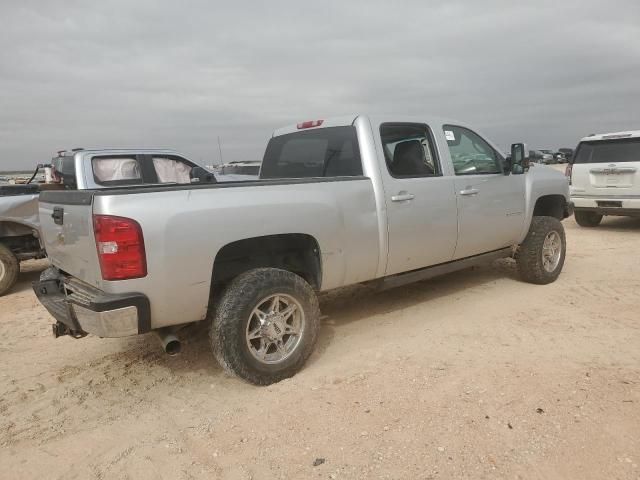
[133,259,522,377]
[590,216,640,231]
[312,259,520,360]
[36,259,521,381]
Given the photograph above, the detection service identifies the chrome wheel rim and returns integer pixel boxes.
[0,259,5,282]
[542,231,562,272]
[245,294,305,365]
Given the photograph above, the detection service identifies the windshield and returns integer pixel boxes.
[574,137,640,164]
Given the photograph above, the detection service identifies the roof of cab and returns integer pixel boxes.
[272,114,465,137]
[54,148,185,158]
[580,130,640,142]
[272,115,360,137]
[75,148,182,155]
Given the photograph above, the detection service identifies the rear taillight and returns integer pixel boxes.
[93,215,147,280]
[565,164,573,185]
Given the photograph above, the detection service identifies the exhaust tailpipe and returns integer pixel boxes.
[156,329,181,356]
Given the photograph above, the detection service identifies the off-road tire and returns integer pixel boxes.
[574,210,603,227]
[0,243,19,296]
[516,216,566,285]
[209,268,320,385]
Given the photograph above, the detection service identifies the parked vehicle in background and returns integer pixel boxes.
[529,150,554,164]
[558,148,573,161]
[34,115,572,385]
[568,131,640,227]
[49,148,214,189]
[554,152,567,164]
[0,148,215,296]
[216,161,261,181]
[0,184,44,295]
[539,149,557,164]
[554,148,574,164]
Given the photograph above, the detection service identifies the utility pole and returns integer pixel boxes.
[217,136,224,166]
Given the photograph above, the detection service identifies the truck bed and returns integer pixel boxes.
[38,176,380,329]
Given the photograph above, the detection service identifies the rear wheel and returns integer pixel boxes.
[209,268,320,385]
[574,210,603,227]
[0,243,19,296]
[516,216,566,285]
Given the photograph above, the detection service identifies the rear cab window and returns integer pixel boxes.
[51,155,78,188]
[260,126,363,179]
[574,137,640,164]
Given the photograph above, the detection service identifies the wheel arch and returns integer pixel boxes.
[532,194,567,220]
[0,220,38,238]
[0,221,42,259]
[211,233,322,294]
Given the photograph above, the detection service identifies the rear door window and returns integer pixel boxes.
[380,123,441,177]
[260,126,363,179]
[92,156,142,185]
[574,138,640,163]
[152,156,193,183]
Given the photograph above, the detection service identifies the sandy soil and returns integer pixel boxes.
[1,216,639,480]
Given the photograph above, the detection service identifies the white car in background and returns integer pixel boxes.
[568,130,640,226]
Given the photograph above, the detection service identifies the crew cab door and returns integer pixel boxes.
[441,125,525,259]
[379,123,458,275]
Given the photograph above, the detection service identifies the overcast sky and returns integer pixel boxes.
[1,0,639,169]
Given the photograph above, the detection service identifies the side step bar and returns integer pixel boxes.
[372,247,513,291]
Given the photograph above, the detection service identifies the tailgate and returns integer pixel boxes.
[38,191,102,287]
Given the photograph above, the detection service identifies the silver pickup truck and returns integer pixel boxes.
[34,115,573,385]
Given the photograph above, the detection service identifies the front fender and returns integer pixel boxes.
[518,167,570,243]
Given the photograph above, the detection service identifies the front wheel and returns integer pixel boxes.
[0,244,19,296]
[574,210,603,227]
[209,268,320,385]
[516,216,566,285]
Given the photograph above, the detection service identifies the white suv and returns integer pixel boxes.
[568,130,640,227]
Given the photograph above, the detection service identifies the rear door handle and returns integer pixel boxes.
[391,193,415,202]
[459,188,479,196]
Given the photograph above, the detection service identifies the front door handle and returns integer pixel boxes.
[391,192,415,202]
[459,188,479,196]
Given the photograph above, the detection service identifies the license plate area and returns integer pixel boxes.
[597,200,622,208]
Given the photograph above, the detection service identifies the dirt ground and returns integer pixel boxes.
[1,216,639,480]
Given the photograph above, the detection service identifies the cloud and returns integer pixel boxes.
[1,0,639,169]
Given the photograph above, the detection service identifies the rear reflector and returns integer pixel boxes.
[296,120,324,129]
[93,215,147,280]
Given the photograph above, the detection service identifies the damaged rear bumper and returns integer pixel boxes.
[33,268,151,338]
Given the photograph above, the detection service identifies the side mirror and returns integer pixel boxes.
[510,143,528,173]
[190,166,217,183]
